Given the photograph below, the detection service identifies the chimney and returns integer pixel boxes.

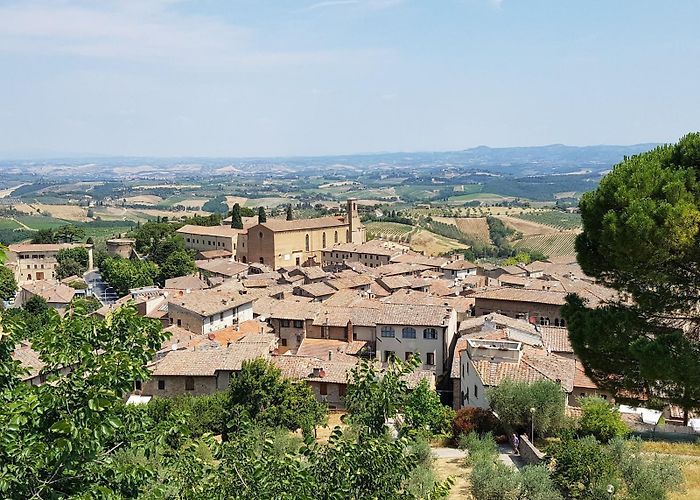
[328,350,333,361]
[346,320,353,343]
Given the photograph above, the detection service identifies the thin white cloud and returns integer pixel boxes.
[0,1,382,70]
[305,0,359,10]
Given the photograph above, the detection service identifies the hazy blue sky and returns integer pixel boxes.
[0,0,698,157]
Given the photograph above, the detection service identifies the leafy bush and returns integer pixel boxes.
[458,431,497,466]
[470,459,520,500]
[487,379,566,437]
[547,436,618,499]
[452,407,500,438]
[519,464,563,500]
[578,397,629,442]
[403,379,454,436]
[608,437,684,500]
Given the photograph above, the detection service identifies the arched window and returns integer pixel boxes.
[242,256,247,263]
[423,328,438,340]
[259,231,263,238]
[540,317,550,326]
[560,318,566,327]
[380,326,395,338]
[305,234,310,252]
[259,257,264,264]
[334,230,338,243]
[322,232,326,248]
[554,318,560,327]
[402,327,416,339]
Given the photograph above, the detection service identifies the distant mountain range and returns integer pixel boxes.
[0,143,660,179]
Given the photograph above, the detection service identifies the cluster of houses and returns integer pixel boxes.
[7,200,690,428]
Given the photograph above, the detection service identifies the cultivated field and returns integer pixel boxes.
[410,229,469,256]
[516,210,582,230]
[365,222,416,242]
[432,216,492,244]
[514,233,578,257]
[124,195,163,205]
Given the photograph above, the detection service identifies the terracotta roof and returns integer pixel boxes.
[312,304,381,327]
[264,299,322,321]
[12,343,45,381]
[377,302,452,327]
[470,346,575,392]
[297,282,337,298]
[168,288,254,317]
[377,262,431,277]
[442,259,477,271]
[198,249,234,260]
[196,259,248,277]
[325,273,374,290]
[272,355,358,384]
[150,343,272,377]
[259,216,348,232]
[296,338,363,363]
[322,239,408,257]
[573,360,599,389]
[9,243,91,253]
[377,275,413,291]
[540,326,573,353]
[390,253,449,268]
[499,265,527,276]
[21,281,75,304]
[473,288,567,306]
[164,275,208,290]
[176,224,243,237]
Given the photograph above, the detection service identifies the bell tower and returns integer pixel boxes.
[346,198,365,243]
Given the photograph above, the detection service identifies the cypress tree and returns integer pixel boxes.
[230,203,243,229]
[258,206,267,223]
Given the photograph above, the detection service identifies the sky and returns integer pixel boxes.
[0,0,698,158]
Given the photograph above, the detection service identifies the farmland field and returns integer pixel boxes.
[495,215,561,235]
[514,233,578,257]
[15,215,71,230]
[516,210,582,230]
[432,217,492,244]
[365,222,416,242]
[0,219,22,230]
[409,229,469,256]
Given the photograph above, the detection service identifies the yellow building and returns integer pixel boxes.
[245,199,365,269]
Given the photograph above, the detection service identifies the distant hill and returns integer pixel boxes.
[0,143,660,179]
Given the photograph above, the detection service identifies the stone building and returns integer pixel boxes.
[6,243,93,283]
[244,199,365,269]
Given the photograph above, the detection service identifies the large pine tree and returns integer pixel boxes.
[563,132,700,422]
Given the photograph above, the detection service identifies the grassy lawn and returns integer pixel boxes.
[643,440,700,457]
[672,460,700,499]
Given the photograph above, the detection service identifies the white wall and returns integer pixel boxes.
[376,324,446,376]
[459,351,489,409]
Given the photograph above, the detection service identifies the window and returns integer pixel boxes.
[280,338,287,346]
[423,328,438,339]
[474,385,478,399]
[380,326,395,338]
[426,352,435,365]
[334,230,338,243]
[158,380,165,390]
[319,382,327,395]
[383,351,394,362]
[259,257,264,264]
[281,319,290,327]
[293,320,303,329]
[305,234,310,252]
[177,319,182,327]
[322,232,326,248]
[465,387,469,403]
[404,352,413,361]
[402,327,416,339]
[560,319,566,327]
[134,380,142,391]
[219,312,224,321]
[540,316,550,326]
[259,231,263,238]
[185,377,195,391]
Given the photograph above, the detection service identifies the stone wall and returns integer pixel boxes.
[518,434,545,465]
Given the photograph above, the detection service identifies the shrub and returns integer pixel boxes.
[519,464,563,500]
[487,379,566,437]
[452,407,500,438]
[577,397,629,442]
[470,459,520,500]
[458,431,498,466]
[547,436,618,499]
[403,378,455,436]
[609,437,684,500]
